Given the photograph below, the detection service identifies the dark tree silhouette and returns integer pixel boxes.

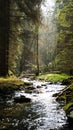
[0,0,10,76]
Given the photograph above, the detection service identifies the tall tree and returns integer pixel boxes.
[16,0,43,75]
[0,0,10,76]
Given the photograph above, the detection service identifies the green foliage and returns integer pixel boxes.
[16,0,43,24]
[55,45,73,74]
[9,0,43,75]
[54,0,73,74]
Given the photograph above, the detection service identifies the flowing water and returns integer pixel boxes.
[0,78,73,130]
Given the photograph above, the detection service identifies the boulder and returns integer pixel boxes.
[24,81,33,86]
[37,85,42,88]
[64,103,73,123]
[67,109,73,124]
[62,77,73,85]
[67,110,73,119]
[14,95,31,103]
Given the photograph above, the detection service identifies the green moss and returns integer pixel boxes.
[69,83,73,90]
[60,95,66,100]
[56,80,73,118]
[37,73,70,82]
[0,77,24,89]
[64,102,73,113]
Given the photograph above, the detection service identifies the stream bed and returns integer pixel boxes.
[0,78,73,130]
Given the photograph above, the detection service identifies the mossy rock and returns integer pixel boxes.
[56,82,73,102]
[64,102,73,119]
[24,81,33,86]
[37,73,70,83]
[62,77,73,85]
[0,77,24,94]
[14,95,31,103]
[64,102,73,113]
[56,80,73,123]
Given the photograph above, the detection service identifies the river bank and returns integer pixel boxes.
[56,78,73,122]
[37,73,73,123]
[0,73,69,93]
[0,77,24,94]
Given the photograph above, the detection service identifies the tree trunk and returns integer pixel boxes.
[0,0,9,76]
[36,25,39,76]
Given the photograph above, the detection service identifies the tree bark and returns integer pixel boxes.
[0,0,9,76]
[36,25,39,76]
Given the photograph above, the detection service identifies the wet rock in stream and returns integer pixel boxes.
[14,95,31,103]
[24,85,36,93]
